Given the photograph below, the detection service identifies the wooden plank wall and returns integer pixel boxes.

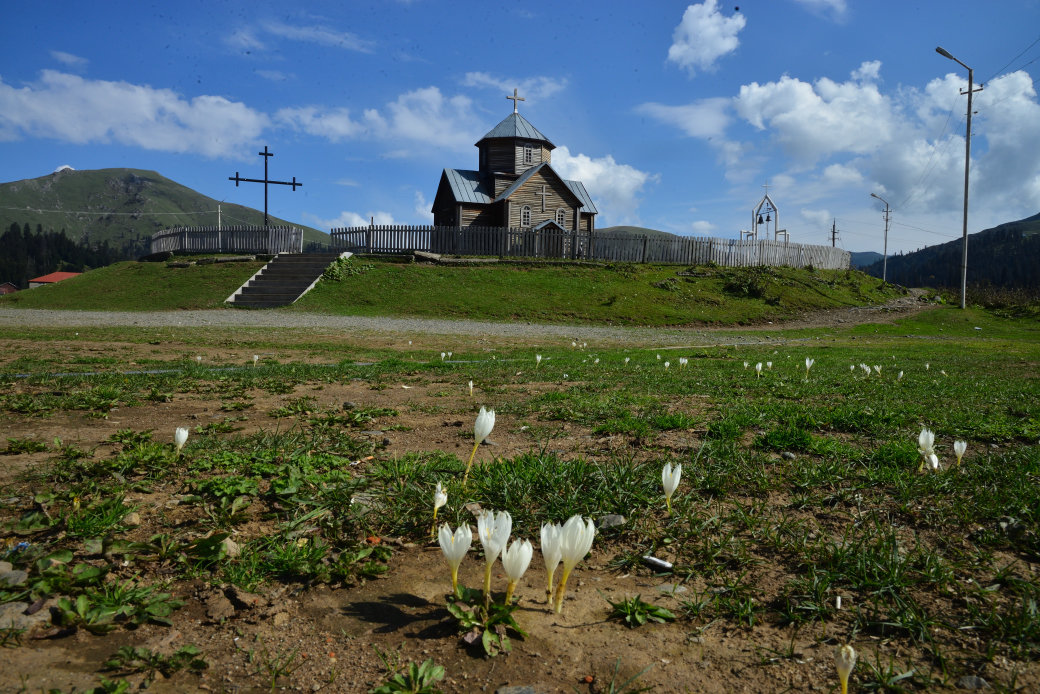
[328,226,851,269]
[149,226,302,254]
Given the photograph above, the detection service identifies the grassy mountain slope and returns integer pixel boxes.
[850,251,883,268]
[0,168,327,255]
[598,225,681,239]
[862,213,1040,288]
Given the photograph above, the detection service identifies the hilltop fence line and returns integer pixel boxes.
[329,225,850,269]
[149,226,303,255]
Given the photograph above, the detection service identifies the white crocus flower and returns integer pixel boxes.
[252,354,259,367]
[438,522,471,596]
[463,406,495,485]
[594,358,600,364]
[918,427,938,472]
[540,522,563,605]
[477,510,512,605]
[953,440,967,466]
[744,361,750,369]
[431,482,447,537]
[624,357,630,366]
[662,462,682,516]
[664,361,670,369]
[766,361,772,369]
[468,380,474,397]
[553,515,596,614]
[536,354,542,368]
[898,371,903,381]
[805,357,814,380]
[501,538,533,605]
[835,644,857,694]
[755,362,763,378]
[873,365,882,375]
[679,357,688,368]
[440,352,446,361]
[174,427,189,456]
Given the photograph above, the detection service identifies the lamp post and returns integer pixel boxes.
[936,46,982,309]
[870,193,890,282]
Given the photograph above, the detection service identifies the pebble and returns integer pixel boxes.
[957,675,990,690]
[781,451,796,460]
[597,513,626,529]
[0,569,28,587]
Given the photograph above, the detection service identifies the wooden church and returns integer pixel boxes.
[431,91,597,234]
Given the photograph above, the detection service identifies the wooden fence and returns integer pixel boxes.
[330,225,850,269]
[149,226,303,255]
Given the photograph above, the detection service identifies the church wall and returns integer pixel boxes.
[493,175,516,198]
[460,205,499,227]
[514,142,551,174]
[485,143,517,174]
[506,171,576,228]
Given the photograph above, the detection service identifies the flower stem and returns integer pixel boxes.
[450,566,459,597]
[665,497,672,517]
[553,567,572,614]
[483,561,493,608]
[462,441,480,485]
[504,580,516,606]
[545,570,555,605]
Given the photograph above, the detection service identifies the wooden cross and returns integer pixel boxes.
[506,88,525,113]
[539,184,549,211]
[228,146,302,228]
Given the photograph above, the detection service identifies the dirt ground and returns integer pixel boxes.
[6,292,1023,694]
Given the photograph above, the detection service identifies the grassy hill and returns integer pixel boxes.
[1,258,901,326]
[862,212,1040,288]
[0,168,328,256]
[598,225,681,240]
[850,251,883,269]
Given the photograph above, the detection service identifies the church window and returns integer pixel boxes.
[556,208,566,226]
[521,205,531,227]
[523,144,533,165]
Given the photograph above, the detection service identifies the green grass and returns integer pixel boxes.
[2,258,901,325]
[0,260,263,310]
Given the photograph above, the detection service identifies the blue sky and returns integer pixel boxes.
[1,0,1038,254]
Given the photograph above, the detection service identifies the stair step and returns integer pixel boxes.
[227,252,347,308]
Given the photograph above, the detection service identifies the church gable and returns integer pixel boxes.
[497,164,582,229]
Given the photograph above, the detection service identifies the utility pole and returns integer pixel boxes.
[870,193,890,282]
[936,46,983,309]
[830,219,839,247]
[217,204,222,231]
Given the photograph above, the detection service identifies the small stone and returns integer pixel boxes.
[0,570,28,587]
[781,451,796,461]
[204,594,235,622]
[0,600,53,631]
[655,582,687,595]
[957,675,990,690]
[123,512,142,527]
[342,401,357,410]
[272,611,290,627]
[496,687,549,694]
[0,561,12,573]
[221,537,241,558]
[597,514,626,529]
[225,585,263,610]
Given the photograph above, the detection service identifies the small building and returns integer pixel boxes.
[431,92,597,233]
[28,271,81,289]
[0,282,19,295]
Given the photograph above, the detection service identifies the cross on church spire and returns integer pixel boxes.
[506,88,525,113]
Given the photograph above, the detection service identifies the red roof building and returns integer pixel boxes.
[0,281,19,295]
[28,271,81,288]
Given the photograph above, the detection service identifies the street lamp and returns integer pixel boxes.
[936,46,982,309]
[870,193,890,282]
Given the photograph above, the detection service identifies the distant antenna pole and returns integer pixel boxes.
[228,146,302,229]
[218,204,222,231]
[830,219,839,247]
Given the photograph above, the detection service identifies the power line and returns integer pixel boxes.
[982,33,1040,84]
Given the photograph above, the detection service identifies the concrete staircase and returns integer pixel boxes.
[226,251,350,308]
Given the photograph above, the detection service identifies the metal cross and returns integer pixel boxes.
[228,146,302,228]
[539,184,549,211]
[506,88,525,113]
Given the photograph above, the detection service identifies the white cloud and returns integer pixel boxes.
[734,64,895,165]
[461,73,568,103]
[260,20,373,53]
[306,210,396,230]
[413,190,434,222]
[0,71,268,157]
[50,51,87,69]
[851,60,881,82]
[256,70,292,82]
[226,28,265,51]
[667,1,746,76]
[278,87,482,152]
[552,146,657,225]
[791,0,848,21]
[690,220,714,235]
[636,98,730,139]
[53,164,75,172]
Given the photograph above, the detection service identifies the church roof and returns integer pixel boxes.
[476,113,555,149]
[440,168,493,204]
[564,180,598,215]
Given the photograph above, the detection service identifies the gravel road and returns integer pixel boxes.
[0,291,926,347]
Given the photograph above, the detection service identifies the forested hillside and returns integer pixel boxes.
[863,213,1040,288]
[0,223,121,288]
